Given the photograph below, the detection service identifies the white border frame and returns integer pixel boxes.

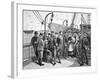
[11,1,97,78]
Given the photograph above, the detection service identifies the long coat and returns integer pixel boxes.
[77,36,89,65]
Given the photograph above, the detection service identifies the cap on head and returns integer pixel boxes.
[39,33,43,36]
[34,31,38,35]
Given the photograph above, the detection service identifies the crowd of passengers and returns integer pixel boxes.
[31,30,91,66]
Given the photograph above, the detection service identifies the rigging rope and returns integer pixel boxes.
[70,13,76,28]
[32,11,42,23]
[33,10,44,25]
[35,11,44,22]
[34,11,43,22]
[81,14,87,24]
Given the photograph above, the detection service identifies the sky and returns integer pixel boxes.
[23,10,90,31]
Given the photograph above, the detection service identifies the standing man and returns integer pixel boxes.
[77,33,89,66]
[56,32,61,63]
[58,31,64,58]
[31,31,38,62]
[63,32,69,59]
[82,35,89,65]
[73,33,79,57]
[43,32,52,63]
[48,31,56,65]
[37,33,44,66]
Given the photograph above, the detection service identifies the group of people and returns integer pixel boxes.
[31,30,91,66]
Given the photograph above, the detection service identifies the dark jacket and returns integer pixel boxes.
[31,36,38,47]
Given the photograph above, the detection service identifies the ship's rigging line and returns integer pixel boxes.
[32,11,42,23]
[35,10,44,23]
[70,12,76,28]
[32,11,44,24]
[81,14,87,24]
